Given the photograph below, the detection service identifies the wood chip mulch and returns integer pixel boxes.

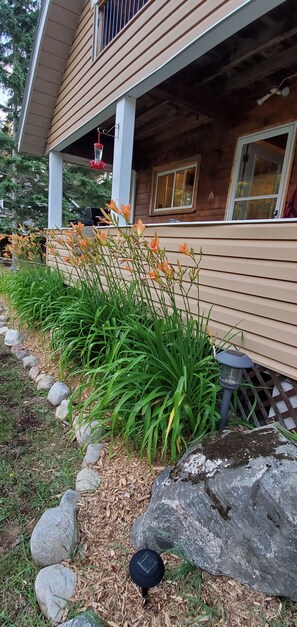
[70,441,296,627]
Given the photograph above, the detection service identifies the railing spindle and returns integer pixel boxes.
[100,0,148,50]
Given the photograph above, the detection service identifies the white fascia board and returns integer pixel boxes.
[50,0,286,153]
[17,0,52,153]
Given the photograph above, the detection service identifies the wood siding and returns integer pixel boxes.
[133,85,297,223]
[47,221,297,382]
[47,0,264,151]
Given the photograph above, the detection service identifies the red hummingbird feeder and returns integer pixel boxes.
[90,129,106,170]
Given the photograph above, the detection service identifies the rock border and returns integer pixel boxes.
[0,299,105,626]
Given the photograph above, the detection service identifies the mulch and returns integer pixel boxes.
[69,440,296,626]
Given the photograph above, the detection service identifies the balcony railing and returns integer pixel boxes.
[99,0,149,49]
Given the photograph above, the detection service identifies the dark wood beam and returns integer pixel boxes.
[135,114,208,152]
[202,21,297,85]
[136,107,181,139]
[224,43,297,94]
[135,102,171,128]
[151,85,237,123]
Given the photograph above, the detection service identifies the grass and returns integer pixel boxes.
[165,558,216,625]
[0,344,82,626]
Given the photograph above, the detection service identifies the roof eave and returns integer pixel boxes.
[17,0,52,155]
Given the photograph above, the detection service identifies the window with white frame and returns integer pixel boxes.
[150,158,200,215]
[227,124,296,221]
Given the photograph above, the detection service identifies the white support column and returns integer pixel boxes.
[111,96,136,225]
[48,151,63,228]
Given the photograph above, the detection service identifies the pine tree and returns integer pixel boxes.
[0,1,112,232]
[0,0,42,230]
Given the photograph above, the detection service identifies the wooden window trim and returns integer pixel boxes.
[149,156,201,216]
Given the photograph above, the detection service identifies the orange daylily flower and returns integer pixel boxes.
[95,230,108,244]
[179,242,190,256]
[133,219,146,236]
[158,260,174,278]
[80,238,89,248]
[120,204,131,222]
[73,222,84,233]
[147,270,158,280]
[148,236,160,253]
[107,199,120,214]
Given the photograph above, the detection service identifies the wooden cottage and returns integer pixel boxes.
[18,0,297,425]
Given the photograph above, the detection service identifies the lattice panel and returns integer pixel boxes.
[236,365,297,429]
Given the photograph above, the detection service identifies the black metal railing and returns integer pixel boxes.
[101,0,149,49]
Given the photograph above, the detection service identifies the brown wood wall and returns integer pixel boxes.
[47,221,297,382]
[133,86,297,223]
[47,0,255,151]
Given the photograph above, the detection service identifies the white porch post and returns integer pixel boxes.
[48,151,63,228]
[111,96,136,225]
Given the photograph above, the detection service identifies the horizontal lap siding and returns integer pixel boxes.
[47,221,297,380]
[47,0,248,150]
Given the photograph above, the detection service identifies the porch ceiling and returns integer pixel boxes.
[64,0,297,163]
[136,0,297,138]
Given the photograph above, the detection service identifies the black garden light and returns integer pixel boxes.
[129,549,165,603]
[216,349,254,432]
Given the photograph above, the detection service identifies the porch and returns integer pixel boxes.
[46,0,297,396]
[48,0,297,228]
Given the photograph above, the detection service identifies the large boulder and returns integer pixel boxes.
[30,490,80,567]
[131,426,297,601]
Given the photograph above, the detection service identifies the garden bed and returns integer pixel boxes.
[0,319,296,626]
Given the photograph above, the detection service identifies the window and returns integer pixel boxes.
[92,0,149,59]
[227,124,296,220]
[150,158,200,215]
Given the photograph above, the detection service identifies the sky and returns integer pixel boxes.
[0,86,7,125]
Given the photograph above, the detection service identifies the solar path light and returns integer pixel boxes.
[215,349,254,432]
[129,549,165,604]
